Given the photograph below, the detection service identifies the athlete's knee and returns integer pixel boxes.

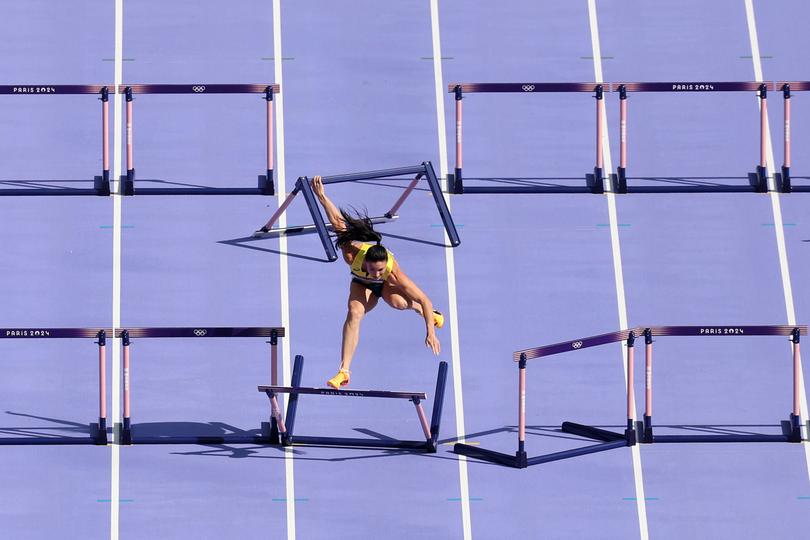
[346,303,366,322]
[387,295,410,310]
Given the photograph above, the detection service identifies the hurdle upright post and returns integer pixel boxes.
[267,329,280,443]
[756,83,768,192]
[594,84,605,191]
[96,330,108,444]
[616,85,628,193]
[121,330,132,444]
[625,331,637,443]
[642,328,653,442]
[790,328,802,441]
[782,84,792,192]
[124,87,135,195]
[517,353,528,468]
[101,87,110,185]
[263,86,275,195]
[453,85,463,194]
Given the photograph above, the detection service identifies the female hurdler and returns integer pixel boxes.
[310,176,444,389]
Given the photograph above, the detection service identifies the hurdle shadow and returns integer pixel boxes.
[217,237,333,262]
[0,411,106,444]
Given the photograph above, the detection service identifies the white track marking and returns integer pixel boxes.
[429,1,472,538]
[587,2,650,538]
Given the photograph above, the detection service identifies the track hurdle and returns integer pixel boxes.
[117,326,285,445]
[0,85,111,196]
[775,82,810,193]
[612,82,773,193]
[638,325,807,444]
[0,328,109,445]
[455,323,807,468]
[253,161,461,262]
[454,329,638,468]
[446,83,608,194]
[118,84,279,196]
[260,356,447,452]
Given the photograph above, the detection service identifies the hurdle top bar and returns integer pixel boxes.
[448,83,604,93]
[259,385,427,400]
[314,165,426,185]
[0,85,108,95]
[617,82,771,92]
[114,327,285,339]
[119,84,279,94]
[778,81,810,91]
[0,328,109,339]
[514,324,807,361]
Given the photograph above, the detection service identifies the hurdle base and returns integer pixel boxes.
[283,435,436,452]
[585,167,605,194]
[258,172,275,196]
[454,443,526,468]
[776,166,791,193]
[94,175,111,196]
[749,166,768,192]
[641,417,800,444]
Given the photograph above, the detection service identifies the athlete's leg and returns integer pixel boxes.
[340,281,378,371]
[382,283,443,328]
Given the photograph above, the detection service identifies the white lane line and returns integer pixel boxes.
[429,1,472,538]
[744,0,810,481]
[110,0,124,539]
[271,0,296,537]
[587,2,650,539]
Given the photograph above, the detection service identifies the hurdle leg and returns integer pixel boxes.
[616,85,628,193]
[95,87,111,196]
[266,330,281,444]
[781,84,792,192]
[643,328,653,443]
[427,361,448,451]
[423,162,461,247]
[412,398,431,442]
[121,331,132,445]
[789,329,802,442]
[260,86,275,195]
[585,85,605,194]
[281,355,304,445]
[452,85,463,194]
[95,330,108,444]
[123,87,135,196]
[755,84,768,192]
[296,177,339,262]
[385,174,421,219]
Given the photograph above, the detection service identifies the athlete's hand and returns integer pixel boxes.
[425,333,441,355]
[311,175,326,201]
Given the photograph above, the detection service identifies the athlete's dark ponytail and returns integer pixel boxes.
[335,207,385,261]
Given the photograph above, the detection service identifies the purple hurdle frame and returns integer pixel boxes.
[117,326,285,445]
[613,81,772,193]
[447,82,607,194]
[259,355,448,452]
[0,328,109,445]
[119,84,279,196]
[455,328,639,468]
[0,85,111,196]
[640,325,807,444]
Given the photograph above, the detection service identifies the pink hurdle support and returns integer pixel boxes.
[261,187,300,231]
[596,85,604,172]
[386,175,421,217]
[123,334,131,424]
[101,88,110,182]
[793,336,801,418]
[270,395,286,434]
[518,355,527,452]
[266,88,274,182]
[759,85,768,170]
[454,85,463,183]
[414,401,432,440]
[619,90,627,170]
[125,87,134,181]
[784,86,791,170]
[645,336,652,418]
[98,331,107,427]
[626,335,635,421]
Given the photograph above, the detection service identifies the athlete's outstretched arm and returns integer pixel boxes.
[393,268,441,355]
[311,176,346,232]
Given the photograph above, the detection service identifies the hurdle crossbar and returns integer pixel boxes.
[118,84,279,196]
[456,323,807,468]
[253,162,460,262]
[776,82,810,192]
[0,85,112,196]
[0,327,109,445]
[116,326,285,445]
[447,82,608,195]
[260,355,448,452]
[612,81,774,193]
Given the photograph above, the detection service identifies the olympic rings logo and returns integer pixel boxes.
[522,84,536,92]
[192,85,206,93]
[193,329,208,337]
[571,341,583,349]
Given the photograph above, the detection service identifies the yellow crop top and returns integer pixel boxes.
[350,243,395,283]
